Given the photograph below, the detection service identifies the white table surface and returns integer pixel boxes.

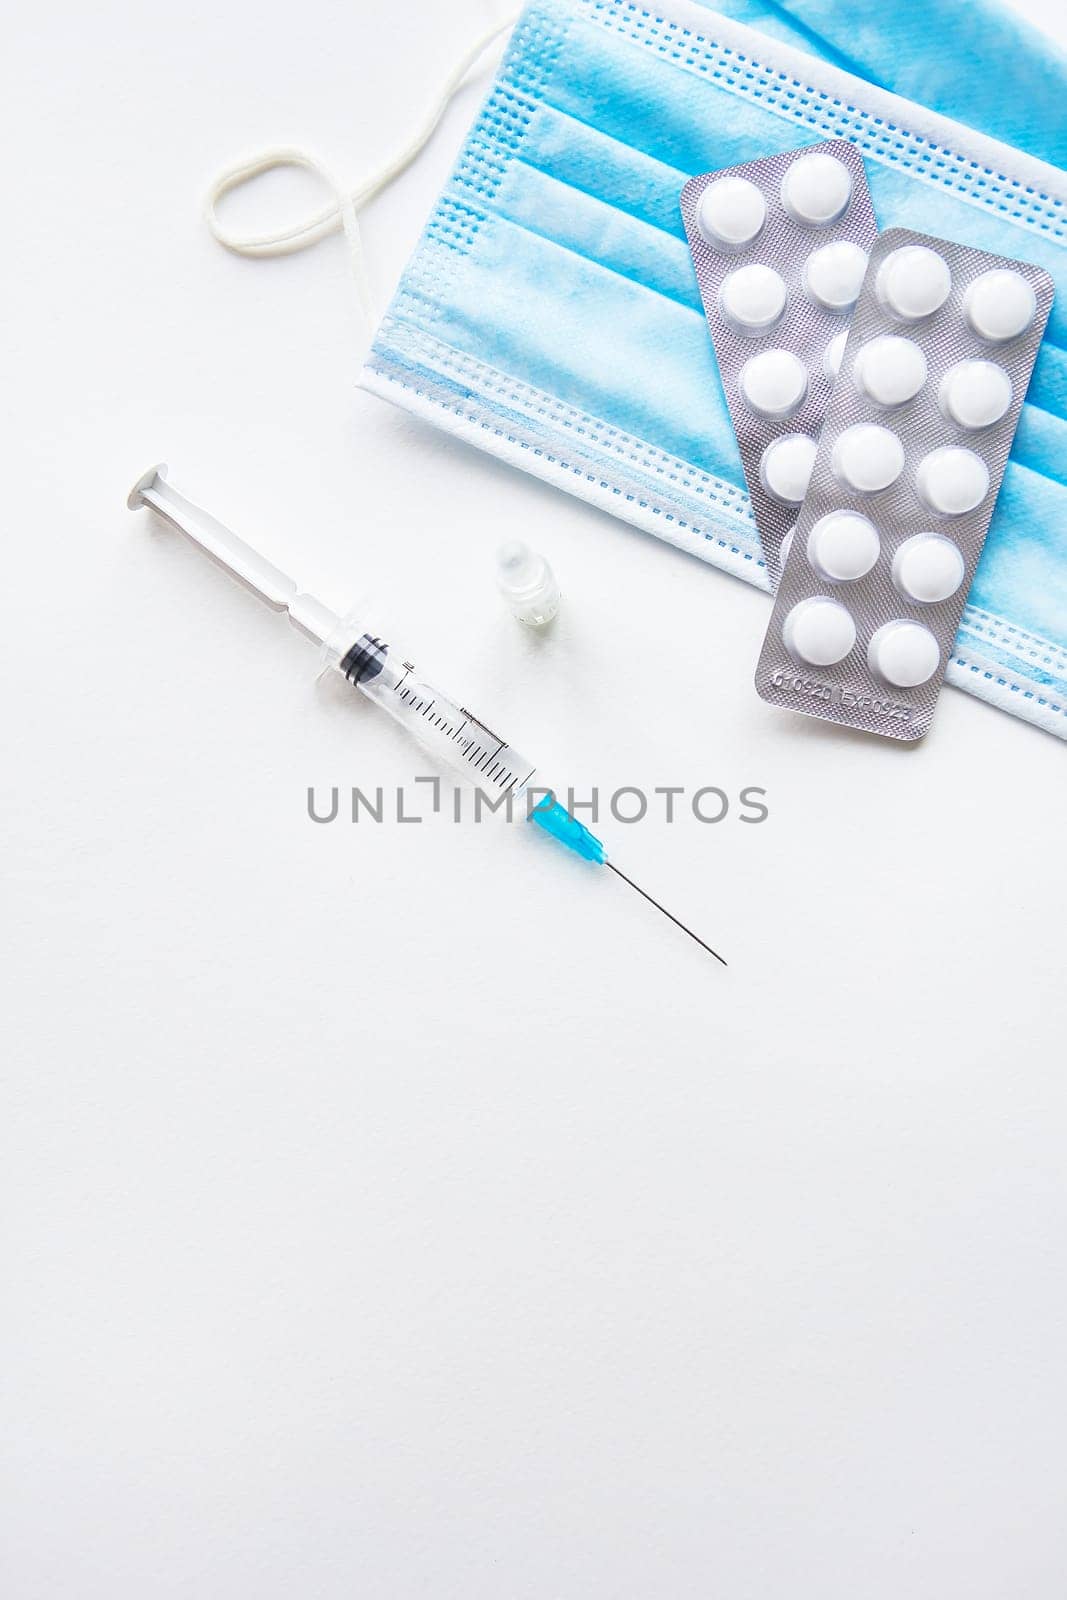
[4,1,1066,1593]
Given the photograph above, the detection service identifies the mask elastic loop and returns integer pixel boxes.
[202,10,518,325]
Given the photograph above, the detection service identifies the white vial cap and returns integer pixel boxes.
[697,175,767,249]
[892,533,966,604]
[939,359,1013,430]
[853,335,927,407]
[739,348,808,417]
[963,269,1036,343]
[916,446,989,515]
[780,152,853,226]
[720,263,787,335]
[867,619,941,688]
[823,328,848,380]
[782,596,857,666]
[759,433,818,505]
[803,240,868,311]
[495,539,560,626]
[806,510,880,582]
[832,423,905,494]
[876,245,952,321]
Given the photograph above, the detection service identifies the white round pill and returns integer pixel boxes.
[824,328,848,379]
[782,596,857,666]
[876,245,952,321]
[806,510,881,582]
[963,268,1036,342]
[892,533,966,604]
[853,335,927,407]
[720,263,787,335]
[697,175,767,249]
[803,240,868,311]
[759,433,818,505]
[916,446,989,515]
[739,348,808,417]
[780,152,853,226]
[867,619,941,688]
[939,359,1012,430]
[832,423,905,493]
[779,526,795,567]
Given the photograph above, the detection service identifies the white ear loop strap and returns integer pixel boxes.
[203,12,518,325]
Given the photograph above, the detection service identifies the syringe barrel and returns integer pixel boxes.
[329,627,541,800]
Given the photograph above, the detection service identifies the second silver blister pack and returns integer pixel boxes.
[755,228,1053,741]
[681,141,877,580]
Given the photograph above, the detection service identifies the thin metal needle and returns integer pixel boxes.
[604,862,727,967]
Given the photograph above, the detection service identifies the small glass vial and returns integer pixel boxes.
[495,540,560,627]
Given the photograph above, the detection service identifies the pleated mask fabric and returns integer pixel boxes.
[361,0,1067,739]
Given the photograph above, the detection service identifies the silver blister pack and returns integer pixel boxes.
[755,228,1054,742]
[681,140,877,581]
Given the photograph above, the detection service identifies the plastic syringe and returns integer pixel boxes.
[128,466,725,965]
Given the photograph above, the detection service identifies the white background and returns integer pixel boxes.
[4,0,1066,1594]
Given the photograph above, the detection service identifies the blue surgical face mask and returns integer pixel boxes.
[360,0,1067,740]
